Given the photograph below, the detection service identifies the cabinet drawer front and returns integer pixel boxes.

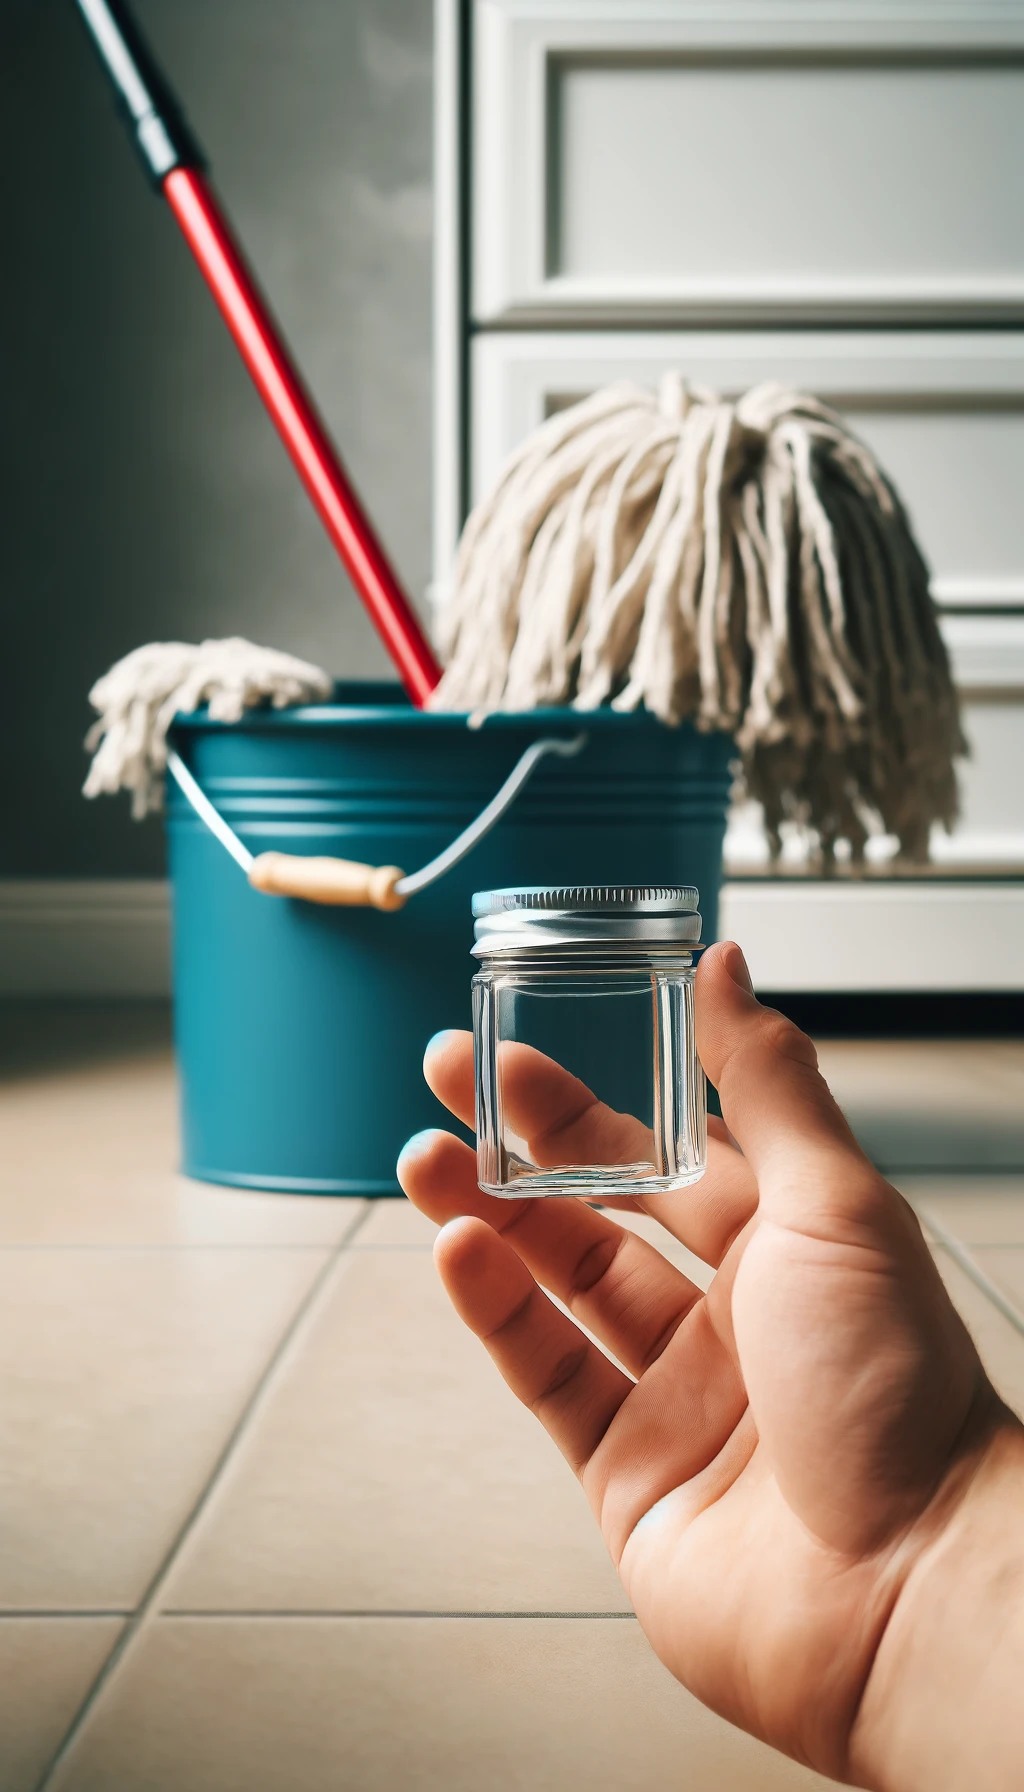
[470,331,1024,610]
[467,331,1024,871]
[472,1,1024,324]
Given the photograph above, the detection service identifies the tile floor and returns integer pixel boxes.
[2,1004,1023,1792]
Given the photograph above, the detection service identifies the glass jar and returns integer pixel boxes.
[471,885,706,1199]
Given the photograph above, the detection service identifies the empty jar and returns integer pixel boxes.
[471,885,707,1198]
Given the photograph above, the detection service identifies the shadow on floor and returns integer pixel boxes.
[0,1001,172,1083]
[3,1000,1021,1173]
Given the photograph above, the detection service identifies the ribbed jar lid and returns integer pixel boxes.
[471,885,702,954]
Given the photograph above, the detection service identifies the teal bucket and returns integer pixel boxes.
[166,682,733,1195]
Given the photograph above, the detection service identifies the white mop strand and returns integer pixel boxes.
[432,376,965,861]
[83,638,333,819]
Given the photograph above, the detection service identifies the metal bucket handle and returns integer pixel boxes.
[166,732,589,911]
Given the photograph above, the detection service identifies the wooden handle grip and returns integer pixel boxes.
[248,852,406,911]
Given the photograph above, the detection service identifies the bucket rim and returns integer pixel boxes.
[169,680,728,737]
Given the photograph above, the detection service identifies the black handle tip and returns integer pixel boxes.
[74,0,207,184]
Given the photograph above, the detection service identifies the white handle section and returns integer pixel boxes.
[395,733,587,897]
[167,750,254,873]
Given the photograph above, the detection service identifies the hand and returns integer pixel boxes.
[398,942,1024,1789]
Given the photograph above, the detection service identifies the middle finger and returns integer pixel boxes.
[398,1128,706,1380]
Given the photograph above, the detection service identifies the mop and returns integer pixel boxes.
[83,639,333,819]
[78,2,964,868]
[433,376,965,862]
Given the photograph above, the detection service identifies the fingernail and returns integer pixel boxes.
[396,1128,444,1173]
[425,1029,458,1060]
[725,944,754,994]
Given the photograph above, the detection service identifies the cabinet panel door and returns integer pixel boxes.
[472,1,1024,324]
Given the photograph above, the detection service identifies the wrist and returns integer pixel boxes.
[851,1398,1024,1792]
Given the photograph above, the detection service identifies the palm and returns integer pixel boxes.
[612,1208,977,1776]
[399,946,989,1784]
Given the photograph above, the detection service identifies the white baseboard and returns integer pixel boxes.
[720,881,1024,993]
[2,878,1023,999]
[0,882,172,999]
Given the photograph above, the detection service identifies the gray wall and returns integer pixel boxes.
[2,0,433,876]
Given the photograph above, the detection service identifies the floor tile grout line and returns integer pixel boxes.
[351,1241,440,1252]
[895,1170,1024,1184]
[923,1208,1024,1339]
[881,1164,1024,1178]
[0,1611,130,1621]
[4,1185,1022,1256]
[156,1609,638,1620]
[0,1243,361,1253]
[32,1199,373,1792]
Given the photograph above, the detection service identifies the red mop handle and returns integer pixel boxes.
[74,0,441,707]
[164,168,441,705]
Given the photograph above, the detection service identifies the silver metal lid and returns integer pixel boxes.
[471,885,702,954]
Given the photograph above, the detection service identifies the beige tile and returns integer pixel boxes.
[932,1248,1024,1418]
[355,1197,437,1248]
[1,1039,360,1247]
[0,1249,327,1609]
[818,1039,1024,1107]
[356,1201,710,1383]
[0,1617,122,1792]
[970,1248,1024,1324]
[902,1176,1024,1245]
[977,1042,1024,1100]
[52,1617,837,1792]
[356,1197,714,1289]
[596,1206,714,1290]
[163,1250,628,1613]
[816,1040,1024,1172]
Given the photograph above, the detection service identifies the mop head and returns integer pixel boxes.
[83,638,332,819]
[433,376,965,860]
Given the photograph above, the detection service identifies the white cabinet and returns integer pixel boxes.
[470,0,1024,324]
[435,0,1024,990]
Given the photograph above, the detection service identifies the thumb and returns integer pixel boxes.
[696,942,878,1221]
